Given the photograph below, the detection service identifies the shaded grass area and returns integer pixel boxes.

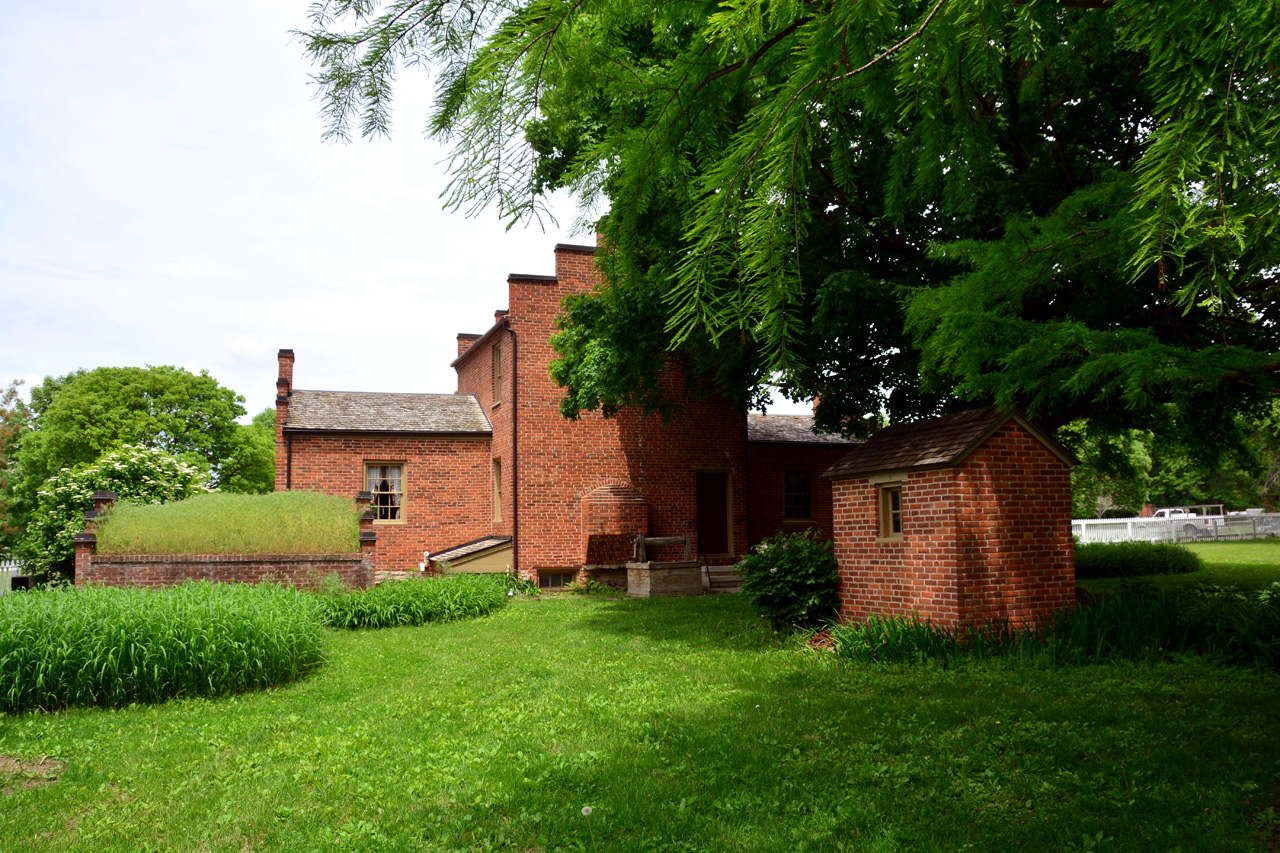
[95,491,360,555]
[319,574,509,628]
[2,596,1278,851]
[0,582,324,713]
[1080,539,1280,594]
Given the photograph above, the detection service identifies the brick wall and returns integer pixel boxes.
[468,245,750,575]
[76,552,371,590]
[284,432,494,571]
[746,442,851,548]
[831,420,1074,627]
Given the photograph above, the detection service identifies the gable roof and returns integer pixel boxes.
[284,390,492,435]
[746,413,858,445]
[822,408,1074,480]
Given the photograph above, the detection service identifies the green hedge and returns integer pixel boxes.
[1074,540,1203,579]
[319,574,509,629]
[0,581,325,713]
[96,491,361,555]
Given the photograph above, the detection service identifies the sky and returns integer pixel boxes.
[0,0,809,422]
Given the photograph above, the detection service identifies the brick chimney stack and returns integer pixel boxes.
[275,349,294,491]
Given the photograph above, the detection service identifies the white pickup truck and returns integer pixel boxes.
[1150,505,1280,540]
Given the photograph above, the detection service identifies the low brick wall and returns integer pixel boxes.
[76,553,372,590]
[71,489,377,591]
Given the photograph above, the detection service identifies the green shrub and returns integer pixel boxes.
[20,444,210,577]
[1074,540,1203,579]
[96,491,361,555]
[736,529,839,631]
[829,583,1280,670]
[0,581,325,713]
[319,574,509,629]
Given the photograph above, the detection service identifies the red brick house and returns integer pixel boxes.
[275,241,853,586]
[822,408,1076,627]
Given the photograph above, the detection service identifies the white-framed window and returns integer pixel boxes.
[878,483,903,539]
[366,463,404,522]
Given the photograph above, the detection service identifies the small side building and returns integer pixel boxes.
[822,408,1076,627]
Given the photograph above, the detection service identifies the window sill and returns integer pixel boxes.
[783,518,815,525]
[491,402,502,410]
[875,536,904,544]
[373,520,407,526]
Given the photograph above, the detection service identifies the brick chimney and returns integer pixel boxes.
[275,349,294,491]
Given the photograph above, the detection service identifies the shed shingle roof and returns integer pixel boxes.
[285,390,491,434]
[746,413,857,445]
[822,408,1073,480]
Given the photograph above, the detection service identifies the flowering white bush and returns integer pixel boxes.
[19,445,210,576]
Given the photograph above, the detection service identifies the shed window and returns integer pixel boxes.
[783,469,812,520]
[878,484,902,539]
[366,464,403,522]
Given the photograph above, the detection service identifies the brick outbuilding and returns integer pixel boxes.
[276,239,855,586]
[822,408,1076,627]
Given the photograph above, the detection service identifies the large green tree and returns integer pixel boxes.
[301,0,1280,448]
[6,366,255,538]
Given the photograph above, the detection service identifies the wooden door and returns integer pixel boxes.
[696,471,730,556]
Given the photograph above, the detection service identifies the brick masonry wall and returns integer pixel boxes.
[953,422,1076,623]
[830,420,1074,627]
[76,553,371,590]
[746,442,851,548]
[284,432,494,571]
[489,246,750,574]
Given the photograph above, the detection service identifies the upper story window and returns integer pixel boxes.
[366,463,403,522]
[492,341,503,404]
[783,468,812,521]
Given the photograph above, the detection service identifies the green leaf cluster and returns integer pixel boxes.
[300,0,1280,448]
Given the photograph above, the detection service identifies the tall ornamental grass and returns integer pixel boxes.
[96,491,361,555]
[320,574,508,629]
[0,581,325,713]
[830,583,1280,670]
[1074,540,1203,579]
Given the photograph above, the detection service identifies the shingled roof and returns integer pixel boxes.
[284,390,492,434]
[822,408,1074,480]
[746,413,858,445]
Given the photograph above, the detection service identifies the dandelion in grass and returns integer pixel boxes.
[582,805,597,852]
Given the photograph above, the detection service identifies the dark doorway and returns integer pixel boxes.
[696,471,730,556]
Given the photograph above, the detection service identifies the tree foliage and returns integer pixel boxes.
[7,366,248,531]
[220,408,278,495]
[300,0,1280,446]
[19,445,210,578]
[0,380,29,552]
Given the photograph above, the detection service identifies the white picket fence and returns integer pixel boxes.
[1072,513,1280,544]
[0,558,22,594]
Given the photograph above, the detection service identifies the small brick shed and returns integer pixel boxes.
[822,408,1076,627]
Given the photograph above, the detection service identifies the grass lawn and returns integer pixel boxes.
[2,595,1279,852]
[1079,539,1280,594]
